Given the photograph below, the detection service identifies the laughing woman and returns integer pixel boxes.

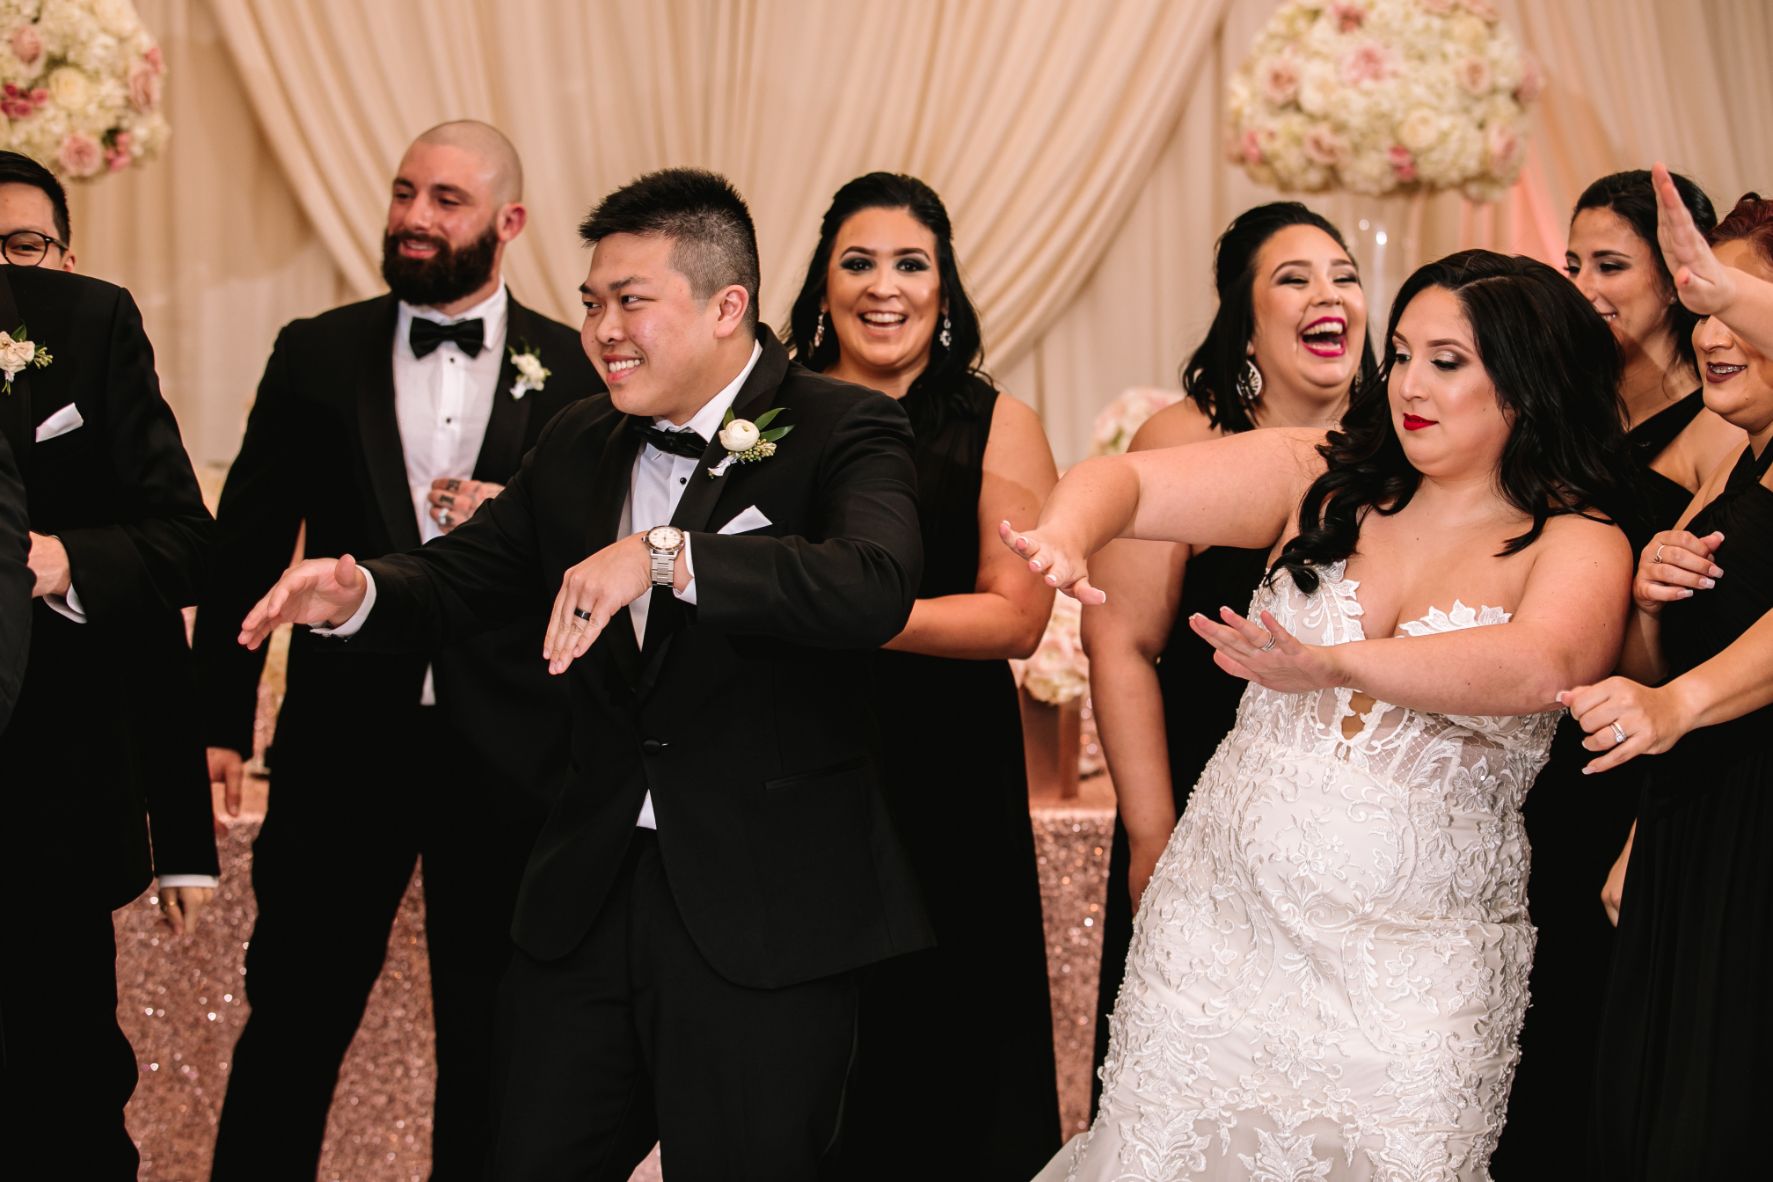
[785,172,1062,1179]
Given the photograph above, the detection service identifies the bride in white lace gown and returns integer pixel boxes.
[1006,252,1636,1180]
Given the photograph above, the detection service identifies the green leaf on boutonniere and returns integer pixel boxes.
[760,425,792,443]
[753,407,785,430]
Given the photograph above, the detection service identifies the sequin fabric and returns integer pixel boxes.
[1042,563,1558,1181]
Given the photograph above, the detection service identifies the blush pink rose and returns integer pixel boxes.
[1514,54,1544,104]
[57,132,103,178]
[1330,2,1367,32]
[1388,145,1418,182]
[1461,0,1499,20]
[1418,0,1456,13]
[9,25,40,64]
[1260,55,1302,106]
[1486,122,1522,172]
[1342,43,1391,86]
[1303,126,1347,166]
[1457,57,1492,95]
[145,45,164,72]
[1241,128,1272,165]
[127,60,161,112]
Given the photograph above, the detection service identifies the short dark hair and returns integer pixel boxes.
[1572,169,1716,378]
[0,150,70,243]
[785,171,987,436]
[1183,202,1378,433]
[1275,250,1630,594]
[579,168,760,328]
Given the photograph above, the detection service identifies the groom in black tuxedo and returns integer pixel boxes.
[0,256,217,1177]
[193,122,597,1179]
[238,168,934,1181]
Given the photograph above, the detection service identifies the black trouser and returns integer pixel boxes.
[1,901,140,1179]
[489,830,859,1182]
[212,709,542,1182]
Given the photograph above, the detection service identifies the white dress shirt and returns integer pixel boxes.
[395,283,509,704]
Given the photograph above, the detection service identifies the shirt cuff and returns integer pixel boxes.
[45,580,87,624]
[311,568,377,637]
[158,874,219,890]
[676,536,697,605]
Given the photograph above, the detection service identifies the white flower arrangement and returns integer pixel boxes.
[1090,386,1184,458]
[0,323,50,392]
[0,0,169,181]
[508,343,549,399]
[707,406,790,478]
[1226,0,1540,201]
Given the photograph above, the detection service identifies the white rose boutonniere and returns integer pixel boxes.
[509,343,550,400]
[0,325,52,394]
[708,406,792,478]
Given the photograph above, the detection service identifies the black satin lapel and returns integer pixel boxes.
[0,269,31,461]
[471,303,534,481]
[585,413,644,689]
[357,298,421,551]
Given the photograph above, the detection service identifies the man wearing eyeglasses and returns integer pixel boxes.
[0,149,217,1178]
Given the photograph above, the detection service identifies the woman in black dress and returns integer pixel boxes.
[1565,191,1773,1176]
[784,173,1062,1178]
[1493,169,1740,1173]
[1081,203,1375,1111]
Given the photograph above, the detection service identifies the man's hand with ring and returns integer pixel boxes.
[543,533,654,675]
[427,477,505,534]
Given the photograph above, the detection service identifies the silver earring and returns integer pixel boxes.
[812,310,825,351]
[1236,358,1263,408]
[939,315,953,350]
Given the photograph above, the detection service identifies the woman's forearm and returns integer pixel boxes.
[1089,644,1180,847]
[1329,623,1616,717]
[1616,609,1668,683]
[1662,604,1773,732]
[883,591,1048,660]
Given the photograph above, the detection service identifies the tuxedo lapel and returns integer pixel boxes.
[585,412,644,690]
[667,331,790,537]
[0,269,32,461]
[471,299,537,482]
[355,297,421,552]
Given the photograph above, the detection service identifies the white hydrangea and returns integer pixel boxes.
[1227,0,1538,200]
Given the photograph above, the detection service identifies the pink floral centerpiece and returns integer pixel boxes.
[0,0,168,180]
[1227,0,1540,201]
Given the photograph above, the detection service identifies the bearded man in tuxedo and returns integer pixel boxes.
[0,153,216,1177]
[192,121,598,1180]
[238,168,933,1181]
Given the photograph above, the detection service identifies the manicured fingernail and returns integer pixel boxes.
[1699,577,1715,589]
[1681,589,1694,598]
[1710,566,1723,578]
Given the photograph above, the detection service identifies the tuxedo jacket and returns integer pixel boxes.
[193,293,599,807]
[0,429,28,737]
[354,329,935,987]
[0,267,218,909]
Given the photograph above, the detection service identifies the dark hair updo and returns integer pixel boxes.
[1572,169,1717,378]
[1274,249,1629,594]
[785,172,987,435]
[1182,201,1379,433]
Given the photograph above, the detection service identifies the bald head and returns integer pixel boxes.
[409,120,522,204]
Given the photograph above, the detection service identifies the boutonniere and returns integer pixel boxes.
[0,325,51,394]
[508,342,550,400]
[707,406,792,478]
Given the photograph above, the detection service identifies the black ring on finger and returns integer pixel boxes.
[572,607,593,622]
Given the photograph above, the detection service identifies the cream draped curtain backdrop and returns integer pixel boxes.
[66,0,1773,469]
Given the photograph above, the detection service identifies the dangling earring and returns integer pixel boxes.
[939,315,953,350]
[812,310,826,351]
[1236,358,1264,409]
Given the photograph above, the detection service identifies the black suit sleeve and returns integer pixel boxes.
[57,285,212,621]
[689,391,922,648]
[0,429,29,736]
[192,324,313,755]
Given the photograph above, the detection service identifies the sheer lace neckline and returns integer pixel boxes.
[1303,560,1512,639]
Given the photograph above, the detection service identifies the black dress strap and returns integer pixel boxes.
[1628,389,1706,462]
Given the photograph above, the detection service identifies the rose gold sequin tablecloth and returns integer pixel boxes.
[118,783,1115,1177]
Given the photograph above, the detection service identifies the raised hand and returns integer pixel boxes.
[238,554,368,650]
[1558,677,1692,775]
[997,519,1107,604]
[542,533,652,675]
[1188,604,1346,693]
[1635,529,1724,615]
[1654,161,1737,318]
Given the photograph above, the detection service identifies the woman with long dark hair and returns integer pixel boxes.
[784,172,1062,1178]
[1081,202,1375,1112]
[1011,251,1633,1180]
[1568,192,1773,1177]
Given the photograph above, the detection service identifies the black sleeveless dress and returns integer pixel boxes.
[1493,390,1706,1174]
[1089,541,1271,1111]
[1590,442,1773,1177]
[834,376,1061,1179]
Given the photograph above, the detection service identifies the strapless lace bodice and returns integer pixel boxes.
[1039,562,1559,1181]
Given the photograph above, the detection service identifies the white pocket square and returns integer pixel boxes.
[717,505,772,535]
[34,403,84,443]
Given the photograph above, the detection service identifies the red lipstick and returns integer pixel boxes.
[1402,414,1435,431]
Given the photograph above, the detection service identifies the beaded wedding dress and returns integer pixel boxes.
[1039,562,1558,1181]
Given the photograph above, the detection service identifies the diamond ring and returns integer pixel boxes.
[1611,721,1628,746]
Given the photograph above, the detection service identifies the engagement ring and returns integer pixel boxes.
[1611,721,1628,746]
[1260,633,1278,652]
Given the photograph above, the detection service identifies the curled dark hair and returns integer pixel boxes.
[1709,191,1773,267]
[580,168,761,328]
[1572,169,1716,378]
[784,172,987,435]
[1274,249,1628,594]
[1182,202,1378,432]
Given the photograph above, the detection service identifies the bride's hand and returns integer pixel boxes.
[1189,605,1346,693]
[998,519,1107,605]
[1635,529,1724,616]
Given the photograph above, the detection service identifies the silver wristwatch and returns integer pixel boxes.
[645,525,685,587]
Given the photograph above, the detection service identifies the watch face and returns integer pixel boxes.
[647,525,684,551]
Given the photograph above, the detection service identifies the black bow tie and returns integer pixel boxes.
[409,316,485,358]
[627,419,709,459]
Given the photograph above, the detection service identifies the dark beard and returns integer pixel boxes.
[381,222,499,307]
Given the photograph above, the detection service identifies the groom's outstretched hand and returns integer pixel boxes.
[238,555,368,649]
[543,533,654,676]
